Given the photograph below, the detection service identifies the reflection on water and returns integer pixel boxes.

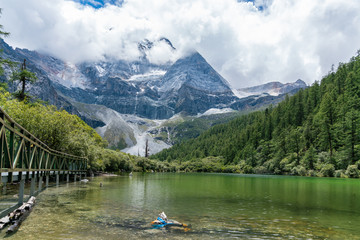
[2,173,360,239]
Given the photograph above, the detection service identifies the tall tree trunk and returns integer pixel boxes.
[20,59,26,101]
[145,139,149,158]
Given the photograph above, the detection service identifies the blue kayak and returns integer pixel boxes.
[151,217,188,229]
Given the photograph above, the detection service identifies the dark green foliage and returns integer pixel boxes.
[10,59,37,101]
[153,51,360,177]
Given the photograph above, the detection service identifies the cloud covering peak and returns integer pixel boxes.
[1,0,360,88]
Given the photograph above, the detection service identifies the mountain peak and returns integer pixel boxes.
[295,79,306,86]
[138,38,176,52]
[137,39,154,52]
[158,51,231,93]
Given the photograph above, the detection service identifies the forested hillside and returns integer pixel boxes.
[153,52,360,177]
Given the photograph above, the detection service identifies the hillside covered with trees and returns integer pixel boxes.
[153,51,360,178]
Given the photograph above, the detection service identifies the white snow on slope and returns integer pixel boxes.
[236,89,280,98]
[128,70,166,82]
[95,65,106,77]
[53,62,88,89]
[198,108,235,117]
[119,114,171,156]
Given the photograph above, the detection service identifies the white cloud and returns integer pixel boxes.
[1,0,360,88]
[146,41,177,65]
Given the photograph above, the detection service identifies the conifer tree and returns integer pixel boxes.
[10,59,37,101]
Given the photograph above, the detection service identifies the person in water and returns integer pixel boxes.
[152,212,168,225]
[151,212,189,231]
[158,212,167,224]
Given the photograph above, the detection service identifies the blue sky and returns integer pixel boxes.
[72,0,123,8]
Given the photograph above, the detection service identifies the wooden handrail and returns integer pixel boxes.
[0,106,87,171]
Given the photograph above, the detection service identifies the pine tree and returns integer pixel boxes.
[317,89,336,156]
[10,59,37,101]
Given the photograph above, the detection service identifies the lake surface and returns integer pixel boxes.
[3,173,360,239]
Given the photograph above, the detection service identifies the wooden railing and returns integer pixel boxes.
[0,106,87,178]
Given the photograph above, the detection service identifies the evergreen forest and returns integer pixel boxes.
[153,51,360,178]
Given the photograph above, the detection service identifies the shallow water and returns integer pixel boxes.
[2,173,360,239]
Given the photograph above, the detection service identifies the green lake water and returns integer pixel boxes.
[3,173,360,239]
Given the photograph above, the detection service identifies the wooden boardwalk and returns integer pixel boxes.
[0,107,87,218]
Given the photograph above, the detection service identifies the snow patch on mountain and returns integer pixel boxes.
[198,108,235,117]
[237,79,307,97]
[122,131,171,156]
[95,65,106,77]
[53,62,89,89]
[127,70,166,82]
[236,90,264,98]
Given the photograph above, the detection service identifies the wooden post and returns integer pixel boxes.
[8,123,14,183]
[18,179,25,204]
[56,173,59,186]
[46,174,49,188]
[26,171,30,183]
[66,174,69,182]
[8,172,13,184]
[38,176,42,192]
[74,174,77,182]
[18,172,23,183]
[1,182,6,195]
[30,177,36,196]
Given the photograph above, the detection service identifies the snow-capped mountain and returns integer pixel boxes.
[156,52,237,115]
[237,79,307,97]
[0,39,307,155]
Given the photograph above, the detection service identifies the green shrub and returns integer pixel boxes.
[317,164,335,177]
[334,169,347,178]
[280,156,296,173]
[242,165,253,174]
[307,170,316,177]
[317,152,331,164]
[253,166,267,174]
[345,165,360,178]
[355,160,360,169]
[291,166,307,176]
